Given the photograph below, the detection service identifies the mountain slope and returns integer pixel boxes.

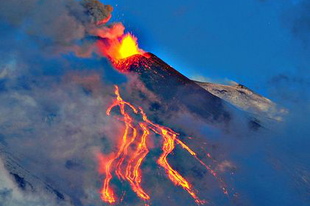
[0,53,270,206]
[0,142,70,204]
[194,81,287,121]
[114,53,243,126]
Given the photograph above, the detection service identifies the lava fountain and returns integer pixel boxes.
[98,33,145,61]
[118,34,143,59]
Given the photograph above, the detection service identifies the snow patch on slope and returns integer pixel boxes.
[194,81,287,121]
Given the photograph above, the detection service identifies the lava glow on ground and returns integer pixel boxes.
[97,85,228,205]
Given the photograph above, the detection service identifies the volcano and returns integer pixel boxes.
[0,33,267,206]
[2,1,308,206]
[0,50,260,206]
[113,53,235,126]
[100,33,257,128]
[94,51,261,205]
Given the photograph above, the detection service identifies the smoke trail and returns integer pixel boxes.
[0,0,124,57]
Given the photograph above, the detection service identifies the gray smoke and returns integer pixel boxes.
[0,0,124,57]
[82,0,113,24]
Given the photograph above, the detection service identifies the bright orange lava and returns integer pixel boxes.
[99,33,144,61]
[119,34,142,59]
[99,85,228,205]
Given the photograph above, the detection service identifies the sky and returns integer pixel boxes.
[104,0,309,99]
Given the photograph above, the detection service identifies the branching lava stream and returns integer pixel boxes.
[99,85,228,205]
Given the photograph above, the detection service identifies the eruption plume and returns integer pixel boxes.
[98,33,145,61]
[98,85,229,205]
[82,0,113,25]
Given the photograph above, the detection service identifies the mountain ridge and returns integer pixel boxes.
[194,80,287,122]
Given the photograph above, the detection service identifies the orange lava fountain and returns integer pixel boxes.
[98,85,229,205]
[99,33,144,61]
[119,34,142,59]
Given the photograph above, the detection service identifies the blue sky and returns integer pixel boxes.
[103,0,309,99]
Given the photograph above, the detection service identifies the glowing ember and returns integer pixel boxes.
[99,85,228,205]
[98,33,144,61]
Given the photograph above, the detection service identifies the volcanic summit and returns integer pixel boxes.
[112,52,232,124]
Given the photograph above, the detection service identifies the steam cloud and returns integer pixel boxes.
[0,0,128,205]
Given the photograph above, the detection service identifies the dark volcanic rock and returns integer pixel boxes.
[115,53,232,124]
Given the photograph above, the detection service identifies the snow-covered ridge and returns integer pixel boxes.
[194,81,288,121]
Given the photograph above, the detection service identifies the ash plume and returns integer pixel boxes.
[0,0,124,57]
[82,0,113,25]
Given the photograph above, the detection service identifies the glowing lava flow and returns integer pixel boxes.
[139,108,203,203]
[99,85,228,205]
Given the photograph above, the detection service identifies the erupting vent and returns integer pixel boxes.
[98,33,145,61]
[118,34,142,59]
[97,86,228,205]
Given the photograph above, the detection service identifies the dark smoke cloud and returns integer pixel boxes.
[82,0,113,24]
[0,0,123,57]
